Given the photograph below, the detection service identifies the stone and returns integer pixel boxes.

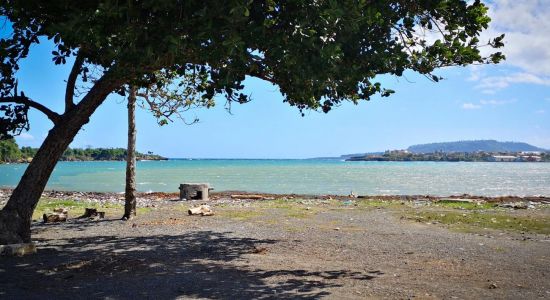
[179,183,211,201]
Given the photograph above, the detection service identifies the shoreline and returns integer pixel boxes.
[1,188,549,207]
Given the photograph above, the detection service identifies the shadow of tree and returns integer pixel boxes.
[1,231,377,299]
[31,217,129,233]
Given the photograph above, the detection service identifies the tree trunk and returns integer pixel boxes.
[123,87,137,220]
[0,74,122,245]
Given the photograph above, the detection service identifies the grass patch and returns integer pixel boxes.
[355,199,395,209]
[32,197,123,221]
[284,225,305,233]
[253,198,320,219]
[407,211,550,234]
[434,200,494,210]
[255,198,304,209]
[137,207,153,214]
[217,209,263,221]
[285,210,317,219]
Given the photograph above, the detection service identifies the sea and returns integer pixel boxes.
[0,159,549,196]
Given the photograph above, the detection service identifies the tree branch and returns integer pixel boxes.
[0,96,61,124]
[65,51,85,113]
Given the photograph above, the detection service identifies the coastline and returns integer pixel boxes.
[1,188,549,208]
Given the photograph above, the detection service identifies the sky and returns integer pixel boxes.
[8,0,550,158]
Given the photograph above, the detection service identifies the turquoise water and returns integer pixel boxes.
[0,159,549,196]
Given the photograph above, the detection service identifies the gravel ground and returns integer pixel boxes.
[1,192,549,299]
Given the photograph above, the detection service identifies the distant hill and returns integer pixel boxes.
[407,140,547,153]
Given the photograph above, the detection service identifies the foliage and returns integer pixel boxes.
[0,138,21,162]
[2,144,166,162]
[0,104,29,140]
[1,0,505,136]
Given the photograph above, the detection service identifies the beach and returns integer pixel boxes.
[1,189,549,298]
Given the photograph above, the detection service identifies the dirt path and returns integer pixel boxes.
[1,198,549,299]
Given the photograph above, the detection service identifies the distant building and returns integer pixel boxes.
[489,155,517,162]
[518,155,542,162]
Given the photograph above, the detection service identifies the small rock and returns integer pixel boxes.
[488,283,498,289]
[251,246,268,254]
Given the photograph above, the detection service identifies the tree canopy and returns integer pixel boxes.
[1,0,504,136]
[0,0,505,244]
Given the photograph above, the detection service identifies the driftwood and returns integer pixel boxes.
[80,208,105,219]
[188,205,214,216]
[230,194,265,200]
[43,212,68,223]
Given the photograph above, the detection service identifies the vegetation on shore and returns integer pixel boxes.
[0,139,166,163]
[347,150,550,162]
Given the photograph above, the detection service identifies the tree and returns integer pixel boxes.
[123,87,137,220]
[0,138,21,163]
[122,72,207,220]
[0,1,504,244]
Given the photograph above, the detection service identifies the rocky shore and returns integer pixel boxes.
[1,188,549,209]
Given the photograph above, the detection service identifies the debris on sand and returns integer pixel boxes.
[230,194,266,200]
[188,205,214,216]
[79,208,105,220]
[251,246,268,254]
[498,202,539,209]
[438,198,477,203]
[43,208,68,223]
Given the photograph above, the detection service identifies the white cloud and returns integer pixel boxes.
[461,98,515,110]
[462,103,482,110]
[479,99,516,106]
[474,72,550,94]
[483,0,550,76]
[18,132,34,140]
[467,1,550,92]
[535,109,545,114]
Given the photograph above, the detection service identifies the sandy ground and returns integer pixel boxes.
[1,193,550,299]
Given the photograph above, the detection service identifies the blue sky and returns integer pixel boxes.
[9,0,550,158]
